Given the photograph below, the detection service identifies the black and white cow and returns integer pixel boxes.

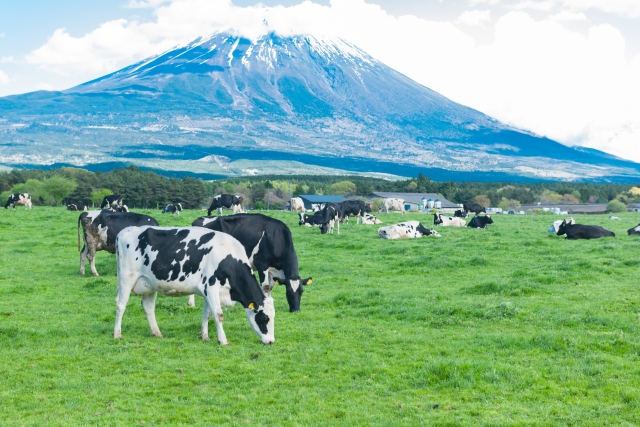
[463,203,486,215]
[67,203,88,211]
[379,198,405,215]
[433,213,466,227]
[378,221,441,239]
[100,194,123,209]
[467,215,494,228]
[207,194,243,216]
[115,205,129,213]
[299,211,325,228]
[362,213,382,225]
[339,200,368,224]
[78,210,159,276]
[114,226,275,345]
[627,224,640,235]
[162,203,183,215]
[193,214,312,312]
[548,218,575,233]
[454,209,468,218]
[608,215,620,220]
[5,193,32,210]
[556,221,615,240]
[290,197,305,213]
[299,203,342,234]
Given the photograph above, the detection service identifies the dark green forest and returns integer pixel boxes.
[1,167,640,210]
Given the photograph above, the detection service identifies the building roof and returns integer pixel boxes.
[369,192,459,208]
[520,203,607,213]
[299,195,347,204]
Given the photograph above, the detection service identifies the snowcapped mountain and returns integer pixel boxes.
[1,32,639,181]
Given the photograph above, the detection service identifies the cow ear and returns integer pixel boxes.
[248,302,256,310]
[303,277,312,285]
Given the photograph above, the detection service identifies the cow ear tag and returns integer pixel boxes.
[248,302,256,310]
[273,278,280,285]
[307,279,312,285]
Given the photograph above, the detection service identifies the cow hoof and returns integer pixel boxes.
[219,340,230,346]
[92,273,100,277]
[201,333,210,341]
[152,331,163,338]
[114,333,122,339]
[188,303,195,308]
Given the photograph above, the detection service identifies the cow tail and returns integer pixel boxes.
[77,216,82,251]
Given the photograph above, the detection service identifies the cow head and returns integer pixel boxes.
[417,223,441,237]
[433,213,442,225]
[557,220,569,236]
[299,213,308,225]
[245,297,275,344]
[320,222,330,234]
[274,276,312,312]
[364,206,372,213]
[485,215,494,225]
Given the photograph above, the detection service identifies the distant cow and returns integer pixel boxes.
[340,200,367,224]
[463,203,486,215]
[609,215,620,220]
[299,203,341,234]
[114,226,275,345]
[67,204,88,212]
[162,203,183,215]
[467,215,494,228]
[433,213,466,227]
[362,213,382,224]
[193,214,312,312]
[5,193,32,210]
[557,221,615,240]
[116,205,129,213]
[378,221,441,239]
[454,209,468,218]
[627,224,640,235]
[290,197,305,213]
[207,194,243,216]
[100,194,122,209]
[548,218,575,233]
[299,211,325,228]
[380,198,405,215]
[78,210,159,276]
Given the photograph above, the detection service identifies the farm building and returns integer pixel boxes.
[368,192,459,212]
[628,203,640,212]
[520,204,608,214]
[298,195,347,210]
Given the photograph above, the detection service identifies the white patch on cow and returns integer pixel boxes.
[201,217,218,226]
[635,226,640,232]
[380,198,405,215]
[248,233,264,267]
[291,197,305,213]
[609,215,620,220]
[378,221,435,239]
[362,213,382,224]
[245,296,275,345]
[549,217,575,233]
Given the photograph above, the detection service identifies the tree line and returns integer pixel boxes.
[2,167,639,210]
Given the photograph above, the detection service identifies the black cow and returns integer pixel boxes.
[463,203,486,214]
[78,210,159,276]
[67,204,87,211]
[5,193,32,210]
[339,200,367,224]
[100,194,123,209]
[162,203,183,215]
[114,225,275,345]
[628,224,640,235]
[454,209,468,218]
[557,221,615,240]
[467,215,494,228]
[193,213,312,312]
[207,194,243,216]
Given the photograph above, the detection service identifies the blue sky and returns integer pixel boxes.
[1,0,639,161]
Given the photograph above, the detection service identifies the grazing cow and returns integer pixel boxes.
[379,198,405,215]
[378,221,441,239]
[67,204,88,212]
[556,221,615,240]
[548,218,575,233]
[299,203,341,234]
[78,210,159,276]
[454,209,468,218]
[100,194,122,209]
[207,194,243,216]
[463,203,486,215]
[609,215,620,220]
[340,200,367,224]
[433,213,466,227]
[192,214,312,312]
[114,226,275,345]
[362,213,382,225]
[5,193,32,210]
[299,211,325,227]
[162,203,183,215]
[467,215,494,228]
[116,205,129,213]
[627,224,640,235]
[290,197,305,213]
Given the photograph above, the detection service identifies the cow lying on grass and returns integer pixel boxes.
[467,215,494,229]
[556,220,615,240]
[628,224,640,235]
[378,221,441,239]
[433,213,466,227]
[362,213,382,224]
[548,218,575,233]
[114,226,275,345]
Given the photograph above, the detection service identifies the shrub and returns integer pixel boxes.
[606,199,627,213]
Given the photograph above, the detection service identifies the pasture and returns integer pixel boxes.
[1,208,640,426]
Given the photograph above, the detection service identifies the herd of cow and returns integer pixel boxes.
[5,190,640,345]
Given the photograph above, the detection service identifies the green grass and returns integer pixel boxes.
[1,208,640,426]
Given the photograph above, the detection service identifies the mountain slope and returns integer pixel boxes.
[1,32,638,181]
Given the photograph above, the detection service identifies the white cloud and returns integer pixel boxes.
[457,10,491,26]
[549,11,588,21]
[511,1,556,12]
[35,83,55,91]
[470,0,499,5]
[22,0,640,162]
[559,0,640,18]
[126,0,172,8]
[0,70,9,85]
[0,56,14,63]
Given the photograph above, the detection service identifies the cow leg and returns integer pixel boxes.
[203,283,228,345]
[141,292,162,337]
[200,300,211,341]
[79,245,88,275]
[217,208,222,216]
[336,219,340,235]
[113,284,133,339]
[88,249,99,277]
[187,294,195,307]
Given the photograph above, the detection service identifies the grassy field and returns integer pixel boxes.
[1,207,640,426]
